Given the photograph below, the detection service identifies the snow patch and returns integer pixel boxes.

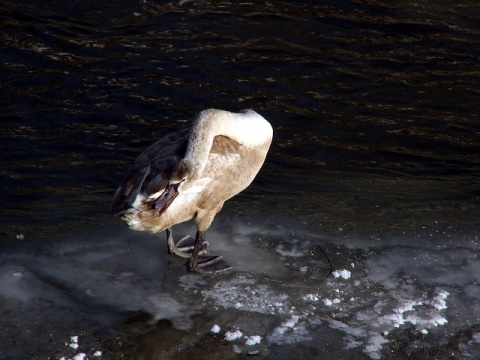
[379,289,450,329]
[200,276,289,315]
[72,354,87,360]
[333,269,352,279]
[210,324,221,333]
[225,330,243,341]
[303,293,319,301]
[275,245,304,257]
[364,334,388,360]
[245,335,262,346]
[68,336,79,349]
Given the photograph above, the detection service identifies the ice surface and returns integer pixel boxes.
[276,244,305,257]
[1,217,479,359]
[274,316,300,334]
[177,219,474,359]
[232,344,242,354]
[0,230,200,331]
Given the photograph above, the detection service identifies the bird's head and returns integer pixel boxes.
[150,160,191,216]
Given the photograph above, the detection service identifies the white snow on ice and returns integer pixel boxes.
[274,315,300,334]
[1,219,475,360]
[333,269,352,279]
[210,324,221,333]
[303,293,319,301]
[275,244,304,257]
[186,243,456,360]
[245,335,262,346]
[225,330,243,341]
[68,336,79,349]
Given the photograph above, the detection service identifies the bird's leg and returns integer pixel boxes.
[166,227,208,259]
[187,231,233,274]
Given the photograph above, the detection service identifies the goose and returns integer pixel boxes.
[111,109,273,273]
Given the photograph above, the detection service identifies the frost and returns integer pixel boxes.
[225,330,243,341]
[200,277,289,315]
[268,316,312,344]
[272,315,300,335]
[275,246,304,257]
[283,315,300,329]
[364,334,388,360]
[472,332,480,343]
[72,354,86,360]
[303,294,319,301]
[430,289,449,310]
[378,289,450,329]
[245,335,262,346]
[333,269,352,279]
[69,336,79,349]
[210,324,221,333]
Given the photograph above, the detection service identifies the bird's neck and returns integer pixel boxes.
[183,109,273,179]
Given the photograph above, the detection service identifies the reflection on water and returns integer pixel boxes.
[1,0,480,359]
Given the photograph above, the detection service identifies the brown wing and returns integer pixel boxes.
[111,128,189,215]
[210,135,243,156]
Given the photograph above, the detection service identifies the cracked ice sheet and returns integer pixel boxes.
[189,274,450,358]
[1,205,477,360]
[179,230,463,360]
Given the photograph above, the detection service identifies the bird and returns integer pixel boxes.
[111,109,273,273]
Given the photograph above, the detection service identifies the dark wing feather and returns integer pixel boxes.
[111,128,189,215]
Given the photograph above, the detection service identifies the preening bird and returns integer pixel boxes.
[111,109,273,273]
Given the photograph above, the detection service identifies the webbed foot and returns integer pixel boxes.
[166,228,209,259]
[188,255,233,274]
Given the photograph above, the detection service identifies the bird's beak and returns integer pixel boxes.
[151,182,180,216]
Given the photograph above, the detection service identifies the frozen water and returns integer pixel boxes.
[0,215,479,359]
[177,216,480,358]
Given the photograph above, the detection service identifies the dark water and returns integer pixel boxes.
[1,1,480,359]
